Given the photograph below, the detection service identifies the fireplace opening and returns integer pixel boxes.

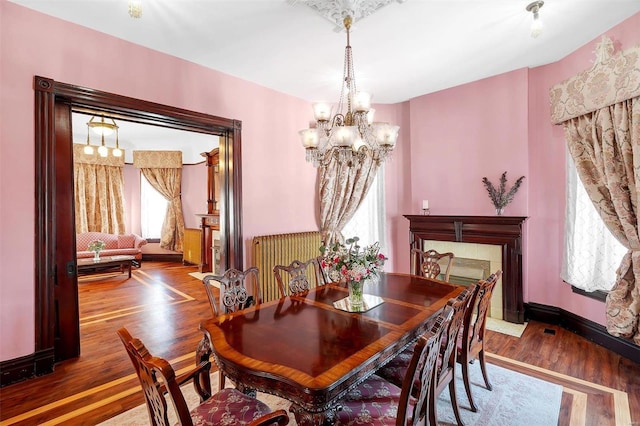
[447,258,491,287]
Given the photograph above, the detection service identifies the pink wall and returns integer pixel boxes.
[1,0,638,362]
[396,13,640,326]
[0,2,319,361]
[525,13,640,322]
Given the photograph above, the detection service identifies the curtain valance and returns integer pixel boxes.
[550,37,640,125]
[73,144,124,167]
[133,151,182,168]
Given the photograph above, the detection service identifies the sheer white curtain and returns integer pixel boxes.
[342,165,386,252]
[140,175,168,239]
[562,152,626,292]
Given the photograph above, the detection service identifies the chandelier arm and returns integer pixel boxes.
[299,14,398,167]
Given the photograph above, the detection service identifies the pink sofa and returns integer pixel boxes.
[77,231,147,266]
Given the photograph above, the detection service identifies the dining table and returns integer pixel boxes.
[197,272,463,426]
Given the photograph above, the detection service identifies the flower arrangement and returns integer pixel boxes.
[88,240,106,253]
[482,171,525,213]
[319,237,387,283]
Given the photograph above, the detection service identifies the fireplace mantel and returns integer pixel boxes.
[404,215,527,323]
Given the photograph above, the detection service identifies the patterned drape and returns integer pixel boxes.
[565,98,640,345]
[550,37,640,345]
[133,151,185,252]
[73,144,126,234]
[319,150,380,245]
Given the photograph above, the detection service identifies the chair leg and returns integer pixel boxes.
[429,379,438,426]
[478,349,492,391]
[449,378,465,426]
[461,360,478,412]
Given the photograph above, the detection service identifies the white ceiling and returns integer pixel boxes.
[11,0,640,156]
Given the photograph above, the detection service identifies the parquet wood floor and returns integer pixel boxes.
[0,261,638,425]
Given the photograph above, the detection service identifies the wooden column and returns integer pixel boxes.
[404,215,527,323]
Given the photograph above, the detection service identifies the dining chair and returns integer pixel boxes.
[376,286,475,426]
[116,327,289,426]
[334,304,453,425]
[273,257,327,297]
[202,266,262,390]
[411,247,455,282]
[202,267,262,317]
[428,285,476,426]
[457,270,503,412]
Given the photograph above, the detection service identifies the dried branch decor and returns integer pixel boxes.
[482,172,525,213]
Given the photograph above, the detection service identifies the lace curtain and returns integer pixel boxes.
[319,150,380,245]
[562,152,627,292]
[73,144,126,234]
[342,165,386,252]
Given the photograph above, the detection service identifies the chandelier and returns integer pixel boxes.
[128,0,143,18]
[526,1,544,38]
[83,116,122,158]
[299,15,399,167]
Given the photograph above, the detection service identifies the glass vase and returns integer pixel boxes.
[93,251,101,261]
[496,207,504,216]
[348,280,364,307]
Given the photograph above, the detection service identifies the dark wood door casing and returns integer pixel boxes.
[404,215,527,323]
[33,76,244,371]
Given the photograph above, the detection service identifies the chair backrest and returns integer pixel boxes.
[462,270,503,354]
[117,327,200,426]
[437,285,476,381]
[203,267,262,316]
[412,248,455,282]
[397,304,453,425]
[273,257,327,297]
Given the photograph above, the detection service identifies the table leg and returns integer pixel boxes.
[289,404,339,426]
[127,261,132,278]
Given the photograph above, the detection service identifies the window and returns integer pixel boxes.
[342,165,386,252]
[562,152,627,292]
[140,176,168,239]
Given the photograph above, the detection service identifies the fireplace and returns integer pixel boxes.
[405,215,527,323]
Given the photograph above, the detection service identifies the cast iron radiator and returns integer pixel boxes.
[252,231,323,302]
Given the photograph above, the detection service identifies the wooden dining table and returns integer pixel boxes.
[197,272,463,425]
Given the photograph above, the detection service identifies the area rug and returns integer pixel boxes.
[485,317,528,338]
[100,361,562,425]
[188,271,219,287]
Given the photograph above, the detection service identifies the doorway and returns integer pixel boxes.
[34,76,244,368]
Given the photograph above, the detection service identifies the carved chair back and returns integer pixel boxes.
[429,284,476,425]
[397,304,453,426]
[116,327,210,426]
[457,270,503,411]
[412,248,455,282]
[117,327,289,426]
[463,270,502,356]
[203,267,262,317]
[274,257,327,297]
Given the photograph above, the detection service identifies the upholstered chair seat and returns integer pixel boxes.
[190,387,276,425]
[335,305,453,425]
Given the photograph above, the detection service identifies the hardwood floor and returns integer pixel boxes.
[1,261,638,425]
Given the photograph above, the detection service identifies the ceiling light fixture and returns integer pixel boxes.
[84,116,122,157]
[298,15,399,167]
[526,1,544,39]
[128,0,143,19]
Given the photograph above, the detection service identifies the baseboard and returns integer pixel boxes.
[141,253,182,262]
[0,348,55,387]
[526,302,640,364]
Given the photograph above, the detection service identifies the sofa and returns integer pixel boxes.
[77,231,147,266]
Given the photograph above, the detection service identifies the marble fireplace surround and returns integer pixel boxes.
[405,215,527,323]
